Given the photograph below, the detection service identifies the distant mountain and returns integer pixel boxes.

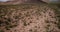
[0,0,46,5]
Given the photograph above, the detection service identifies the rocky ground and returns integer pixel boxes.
[0,3,60,32]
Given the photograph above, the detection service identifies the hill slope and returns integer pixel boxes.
[0,3,60,32]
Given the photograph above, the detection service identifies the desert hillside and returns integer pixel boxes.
[0,2,60,32]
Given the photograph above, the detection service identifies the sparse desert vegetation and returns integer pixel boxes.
[0,3,60,32]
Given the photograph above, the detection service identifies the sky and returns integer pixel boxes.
[0,0,9,2]
[0,0,13,2]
